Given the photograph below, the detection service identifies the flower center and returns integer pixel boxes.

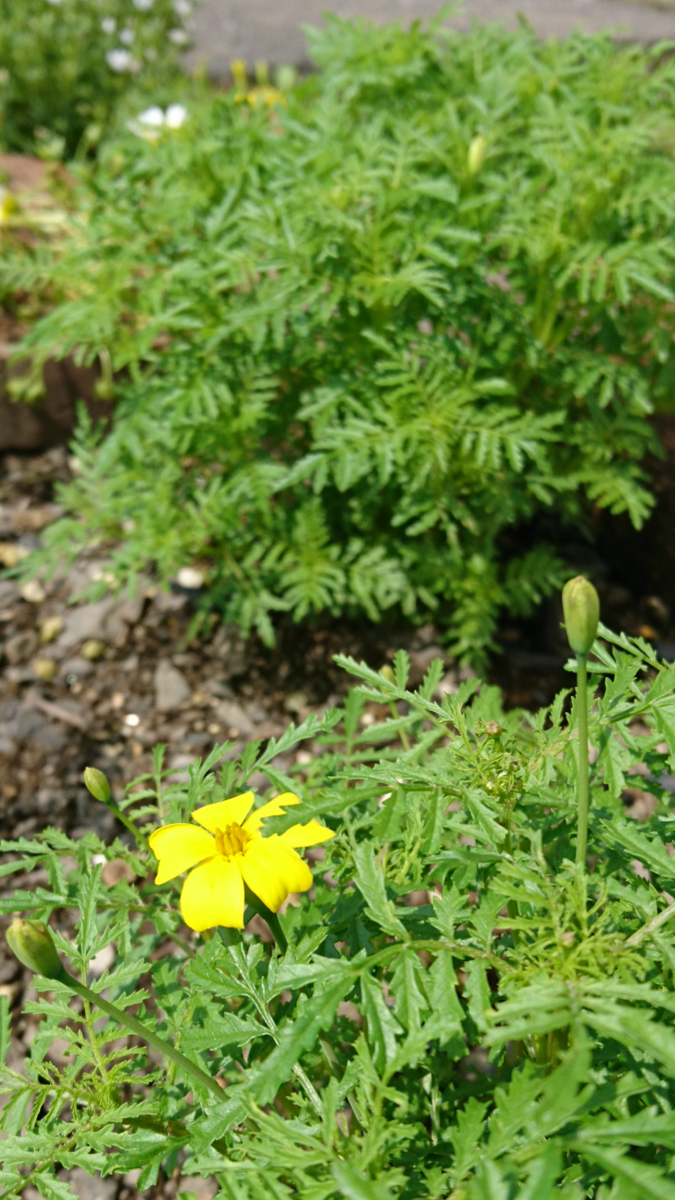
[214,822,250,859]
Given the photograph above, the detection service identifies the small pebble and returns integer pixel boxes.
[33,658,57,682]
[81,639,105,661]
[176,566,204,589]
[40,614,63,642]
[0,543,29,568]
[20,579,46,604]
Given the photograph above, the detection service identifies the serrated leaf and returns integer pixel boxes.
[464,960,491,1032]
[360,974,403,1074]
[352,844,407,939]
[252,975,354,1105]
[331,1162,394,1200]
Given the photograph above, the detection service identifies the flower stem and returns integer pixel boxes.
[243,888,288,953]
[60,973,224,1102]
[575,652,589,869]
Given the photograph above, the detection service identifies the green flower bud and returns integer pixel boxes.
[562,576,600,657]
[467,134,487,175]
[380,665,395,684]
[6,919,66,980]
[83,767,111,804]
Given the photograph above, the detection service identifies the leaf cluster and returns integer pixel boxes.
[5,633,675,1195]
[12,15,675,661]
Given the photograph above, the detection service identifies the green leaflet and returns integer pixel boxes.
[331,1162,394,1200]
[352,844,408,940]
[251,976,355,1105]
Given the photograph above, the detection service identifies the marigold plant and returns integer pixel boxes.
[12,15,675,661]
[5,618,675,1195]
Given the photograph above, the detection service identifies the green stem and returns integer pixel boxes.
[242,889,288,953]
[60,972,224,1102]
[389,701,410,751]
[504,830,519,947]
[625,898,675,948]
[575,653,589,869]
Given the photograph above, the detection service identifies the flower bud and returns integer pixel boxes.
[467,135,487,175]
[83,767,111,804]
[380,665,395,684]
[6,919,66,980]
[562,576,599,656]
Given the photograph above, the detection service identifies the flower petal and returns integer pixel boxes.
[180,855,245,931]
[149,823,215,885]
[243,791,301,835]
[280,820,335,848]
[240,835,312,912]
[191,791,254,833]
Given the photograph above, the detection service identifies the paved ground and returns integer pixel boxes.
[191,0,675,76]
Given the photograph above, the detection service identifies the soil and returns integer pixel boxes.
[2,422,675,1197]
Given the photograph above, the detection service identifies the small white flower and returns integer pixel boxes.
[137,105,165,127]
[168,28,189,45]
[133,0,155,9]
[101,17,116,34]
[119,28,135,45]
[165,103,188,129]
[106,48,134,72]
[127,105,164,141]
[173,0,192,16]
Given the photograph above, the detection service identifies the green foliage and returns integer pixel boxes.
[0,0,190,157]
[6,631,675,1194]
[14,15,675,659]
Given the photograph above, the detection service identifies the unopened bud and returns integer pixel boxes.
[562,576,599,657]
[485,721,502,737]
[6,919,66,980]
[380,665,395,684]
[83,767,111,804]
[467,135,487,175]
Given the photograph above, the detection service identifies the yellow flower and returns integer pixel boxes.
[148,791,334,931]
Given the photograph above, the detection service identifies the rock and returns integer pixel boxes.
[0,579,19,608]
[4,629,39,664]
[19,579,46,604]
[153,589,188,613]
[101,859,136,886]
[60,656,94,680]
[283,691,307,715]
[176,566,204,589]
[0,346,110,454]
[154,658,191,711]
[3,703,43,742]
[58,598,117,649]
[246,700,268,723]
[214,699,255,736]
[88,944,115,977]
[33,724,69,753]
[11,504,62,533]
[0,542,29,568]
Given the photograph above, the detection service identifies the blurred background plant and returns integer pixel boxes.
[0,0,193,159]
[8,14,675,663]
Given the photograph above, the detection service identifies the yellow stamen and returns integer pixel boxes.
[214,823,249,859]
